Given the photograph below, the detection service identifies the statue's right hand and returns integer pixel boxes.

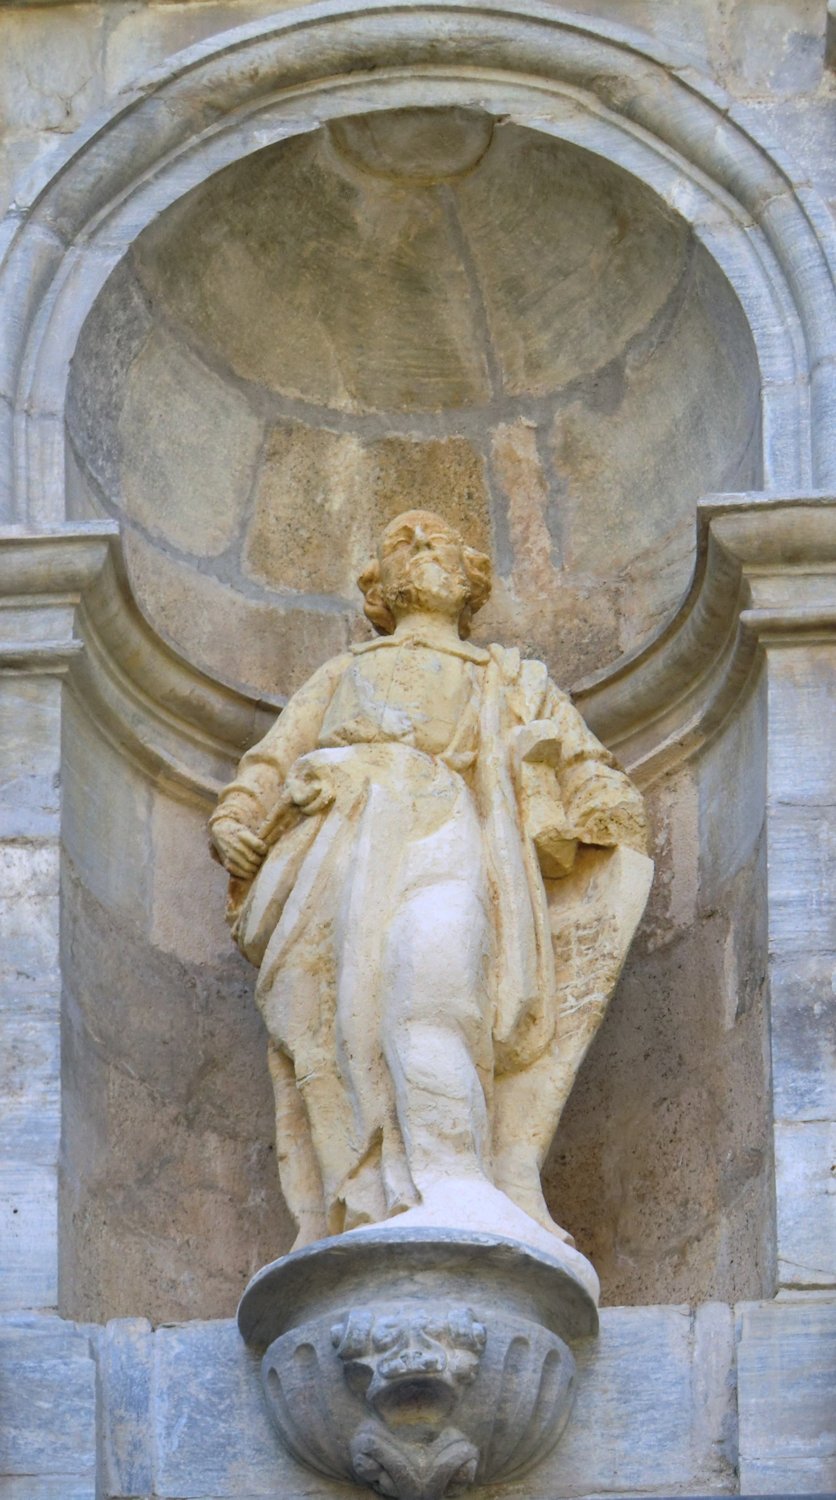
[210,818,268,880]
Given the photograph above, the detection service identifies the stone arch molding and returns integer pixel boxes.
[1,0,834,793]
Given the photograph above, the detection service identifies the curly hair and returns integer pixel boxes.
[357,512,492,639]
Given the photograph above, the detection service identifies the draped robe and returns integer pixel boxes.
[211,633,649,1242]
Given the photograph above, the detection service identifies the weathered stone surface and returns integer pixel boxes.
[59,856,294,1324]
[766,803,836,955]
[0,1006,59,1161]
[244,426,491,597]
[91,1298,739,1498]
[0,675,61,840]
[698,670,767,908]
[58,107,768,704]
[770,953,836,1123]
[767,644,836,807]
[456,122,688,397]
[94,1318,154,1500]
[135,128,493,414]
[60,692,154,927]
[153,1319,284,1498]
[0,844,60,1002]
[0,1318,96,1495]
[118,325,262,557]
[774,1119,836,1290]
[0,9,104,137]
[0,1161,57,1311]
[551,262,759,578]
[737,1299,836,1494]
[102,0,298,98]
[124,527,353,699]
[545,733,773,1308]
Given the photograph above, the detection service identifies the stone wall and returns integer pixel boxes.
[1,2,834,1496]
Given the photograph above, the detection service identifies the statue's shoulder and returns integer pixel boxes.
[281,650,354,712]
[487,644,552,705]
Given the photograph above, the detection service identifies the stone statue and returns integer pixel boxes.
[210,511,651,1262]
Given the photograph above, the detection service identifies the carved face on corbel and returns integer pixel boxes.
[357,510,492,638]
[332,1305,487,1424]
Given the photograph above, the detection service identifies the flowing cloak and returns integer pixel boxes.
[210,638,649,1230]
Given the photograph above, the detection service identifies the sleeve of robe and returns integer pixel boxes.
[511,661,648,858]
[210,653,352,836]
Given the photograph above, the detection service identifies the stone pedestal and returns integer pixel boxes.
[238,1229,598,1500]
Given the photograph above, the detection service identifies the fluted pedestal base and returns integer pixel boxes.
[238,1227,598,1500]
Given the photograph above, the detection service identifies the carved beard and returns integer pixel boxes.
[384,555,470,619]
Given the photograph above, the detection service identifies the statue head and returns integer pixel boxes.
[358,510,492,638]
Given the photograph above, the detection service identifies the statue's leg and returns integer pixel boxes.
[381,879,493,1193]
[266,1039,328,1250]
[491,1050,577,1241]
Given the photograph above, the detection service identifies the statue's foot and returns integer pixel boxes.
[491,1173,576,1247]
[348,1174,597,1301]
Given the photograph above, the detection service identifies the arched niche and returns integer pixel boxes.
[66,108,762,698]
[1,3,829,1321]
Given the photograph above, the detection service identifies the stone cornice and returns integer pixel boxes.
[1,495,833,798]
[0,524,276,803]
[575,492,836,781]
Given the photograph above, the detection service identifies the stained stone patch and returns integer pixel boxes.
[67,110,763,705]
[134,129,493,413]
[244,427,491,597]
[551,276,760,575]
[454,124,688,397]
[737,1300,836,1494]
[118,326,262,558]
[0,1320,96,1495]
[125,529,353,699]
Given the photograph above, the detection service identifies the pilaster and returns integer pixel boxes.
[0,527,112,1310]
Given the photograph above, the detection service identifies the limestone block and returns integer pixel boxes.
[0,1318,96,1496]
[60,694,154,927]
[0,844,60,1002]
[767,804,836,954]
[0,1162,57,1310]
[698,671,767,908]
[0,10,104,136]
[152,1319,296,1498]
[550,275,758,579]
[125,528,352,699]
[59,854,293,1325]
[491,420,559,587]
[0,1005,59,1161]
[770,953,836,1123]
[737,1299,836,1494]
[767,643,836,806]
[775,1120,836,1290]
[135,129,492,413]
[65,258,155,504]
[454,122,687,397]
[151,794,235,965]
[103,0,299,97]
[108,1301,737,1498]
[0,675,61,841]
[244,425,491,598]
[118,325,262,557]
[722,0,826,94]
[94,1318,154,1500]
[546,1304,736,1497]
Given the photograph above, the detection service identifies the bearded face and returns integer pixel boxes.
[378,513,471,622]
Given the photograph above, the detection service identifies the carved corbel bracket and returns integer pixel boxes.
[239,1229,597,1500]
